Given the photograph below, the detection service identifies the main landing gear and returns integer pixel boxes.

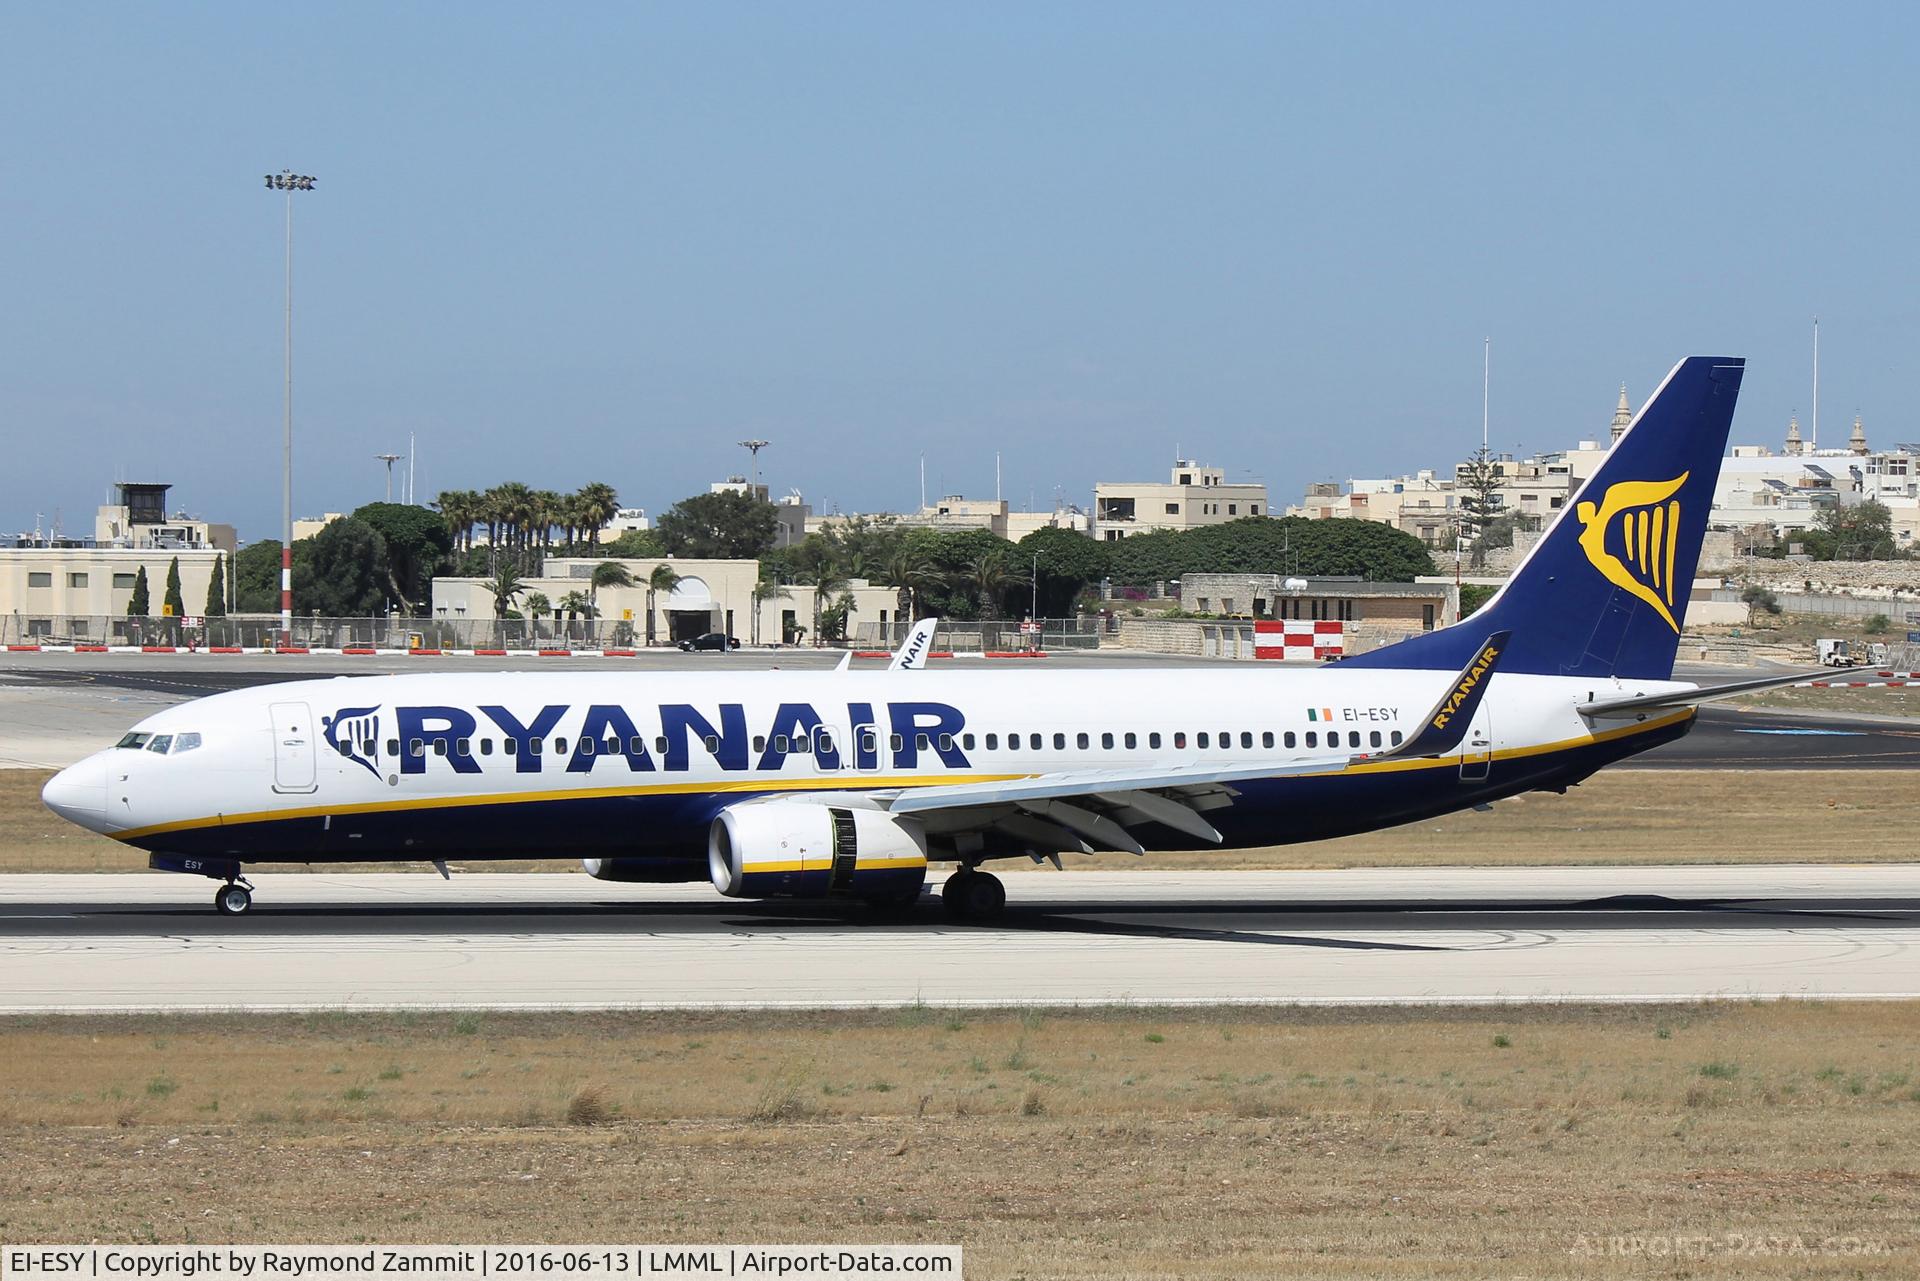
[941,867,1007,922]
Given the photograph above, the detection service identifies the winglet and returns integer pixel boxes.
[888,617,940,671]
[1372,630,1512,759]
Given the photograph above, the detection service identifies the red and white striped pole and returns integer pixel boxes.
[266,170,315,647]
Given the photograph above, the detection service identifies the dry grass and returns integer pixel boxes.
[0,1004,1915,1276]
[5,768,1916,874]
[1731,684,1920,716]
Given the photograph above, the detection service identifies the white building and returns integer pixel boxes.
[1093,461,1267,541]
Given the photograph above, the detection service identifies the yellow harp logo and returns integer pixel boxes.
[1574,471,1689,632]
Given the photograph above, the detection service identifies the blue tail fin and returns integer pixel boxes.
[1344,355,1745,680]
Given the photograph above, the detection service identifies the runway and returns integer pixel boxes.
[4,867,1918,1011]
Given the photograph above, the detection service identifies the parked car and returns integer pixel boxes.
[679,632,741,652]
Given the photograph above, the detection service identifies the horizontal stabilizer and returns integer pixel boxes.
[1578,668,1888,717]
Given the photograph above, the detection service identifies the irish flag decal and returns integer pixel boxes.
[1306,707,1334,722]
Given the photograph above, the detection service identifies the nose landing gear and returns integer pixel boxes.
[214,881,254,916]
[149,854,256,916]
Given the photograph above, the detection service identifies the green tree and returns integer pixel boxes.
[1107,516,1432,587]
[352,502,454,613]
[655,490,779,559]
[810,569,850,646]
[1864,612,1891,634]
[204,554,227,617]
[604,528,664,558]
[576,482,620,549]
[1458,583,1497,618]
[293,518,390,616]
[1455,446,1505,568]
[127,565,150,616]
[233,541,283,613]
[1802,500,1898,561]
[1739,583,1782,625]
[1015,526,1113,616]
[162,557,185,618]
[646,563,682,646]
[962,550,1019,617]
[433,489,482,556]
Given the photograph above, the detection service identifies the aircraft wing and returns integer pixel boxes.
[878,634,1511,856]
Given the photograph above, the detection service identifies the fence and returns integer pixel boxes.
[1707,589,1920,623]
[850,617,1109,652]
[0,614,657,650]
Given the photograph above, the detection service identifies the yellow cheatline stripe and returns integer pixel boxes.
[113,710,1695,844]
[745,857,927,874]
[112,772,1034,842]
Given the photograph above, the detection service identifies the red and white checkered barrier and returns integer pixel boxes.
[1253,619,1344,661]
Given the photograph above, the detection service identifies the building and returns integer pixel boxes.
[711,477,810,548]
[1179,573,1458,632]
[430,557,899,647]
[1093,461,1268,541]
[806,497,1091,542]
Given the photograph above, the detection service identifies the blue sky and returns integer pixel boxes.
[4,4,1916,541]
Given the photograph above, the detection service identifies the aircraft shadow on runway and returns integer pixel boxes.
[13,894,1918,948]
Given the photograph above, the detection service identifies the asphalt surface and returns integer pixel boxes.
[3,868,1917,1009]
[2,652,1917,769]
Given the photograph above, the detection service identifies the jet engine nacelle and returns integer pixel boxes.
[581,858,706,883]
[708,799,928,903]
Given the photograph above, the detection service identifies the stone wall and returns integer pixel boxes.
[1711,558,1920,599]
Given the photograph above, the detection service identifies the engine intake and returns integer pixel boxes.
[709,799,927,903]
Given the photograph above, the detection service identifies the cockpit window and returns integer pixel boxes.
[174,732,202,753]
[116,732,152,750]
[146,734,174,754]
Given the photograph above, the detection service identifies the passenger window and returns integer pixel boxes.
[604,738,619,756]
[1284,732,1297,748]
[630,737,644,754]
[890,734,905,752]
[1370,731,1382,748]
[774,734,790,752]
[1241,732,1253,748]
[578,738,595,756]
[147,734,173,754]
[1262,731,1274,748]
[504,738,518,756]
[1076,732,1090,749]
[1124,732,1136,749]
[553,738,568,754]
[1029,733,1042,750]
[1197,733,1209,749]
[655,736,669,754]
[793,734,811,754]
[457,737,472,756]
[917,733,931,750]
[985,733,998,750]
[1052,733,1066,750]
[1101,733,1114,750]
[1149,732,1162,749]
[703,735,720,753]
[1174,732,1186,748]
[937,733,953,751]
[753,735,767,753]
[411,739,425,755]
[528,738,542,755]
[816,731,834,756]
[336,740,354,757]
[480,739,494,756]
[1349,731,1361,748]
[1305,732,1317,748]
[1391,730,1404,746]
[433,740,447,756]
[962,733,975,750]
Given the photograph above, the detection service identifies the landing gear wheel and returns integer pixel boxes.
[214,883,253,916]
[941,870,1006,922]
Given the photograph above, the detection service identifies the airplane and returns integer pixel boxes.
[42,356,1831,919]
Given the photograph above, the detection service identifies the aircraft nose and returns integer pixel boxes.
[42,753,115,834]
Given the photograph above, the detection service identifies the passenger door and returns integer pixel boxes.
[270,701,318,794]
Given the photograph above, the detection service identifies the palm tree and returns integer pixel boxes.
[577,482,620,550]
[810,570,850,648]
[751,577,788,647]
[524,590,551,640]
[880,543,941,629]
[556,589,593,639]
[965,551,1018,618]
[531,491,565,554]
[433,489,481,556]
[645,563,681,647]
[486,565,525,619]
[486,482,536,567]
[589,561,634,618]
